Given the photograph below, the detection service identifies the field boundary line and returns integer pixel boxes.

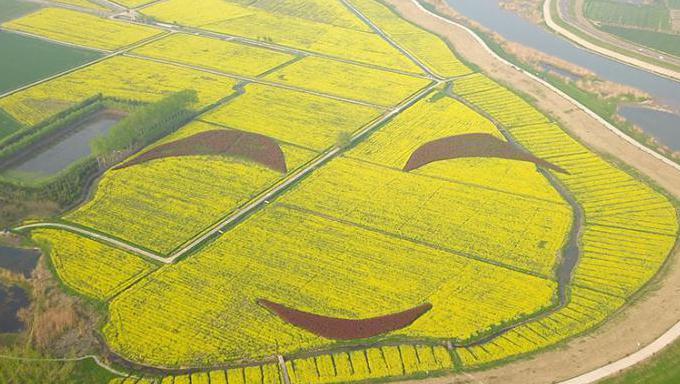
[411,0,680,174]
[14,222,168,263]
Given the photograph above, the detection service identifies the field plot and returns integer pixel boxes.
[31,228,155,301]
[598,25,680,57]
[0,56,237,126]
[0,31,101,94]
[103,204,556,366]
[279,157,571,276]
[264,56,431,106]
[347,0,472,78]
[66,120,315,255]
[132,34,297,77]
[202,83,384,150]
[286,345,452,384]
[349,91,564,202]
[584,0,671,31]
[52,0,110,11]
[1,8,162,50]
[452,74,549,127]
[141,0,423,73]
[230,0,371,32]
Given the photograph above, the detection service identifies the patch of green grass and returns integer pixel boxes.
[600,339,680,384]
[0,0,39,22]
[599,25,680,57]
[0,107,22,140]
[584,0,671,31]
[0,32,102,95]
[668,0,680,9]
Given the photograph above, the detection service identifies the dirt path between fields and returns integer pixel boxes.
[386,1,680,383]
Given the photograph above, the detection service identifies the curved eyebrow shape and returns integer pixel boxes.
[115,130,287,173]
[403,133,568,174]
[257,299,432,340]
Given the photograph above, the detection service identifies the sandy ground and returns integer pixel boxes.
[385,1,680,383]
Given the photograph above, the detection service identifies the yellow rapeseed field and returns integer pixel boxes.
[350,91,564,202]
[66,121,315,255]
[203,84,384,150]
[31,229,155,300]
[0,56,238,126]
[132,33,296,77]
[103,204,556,367]
[280,157,572,276]
[142,0,423,73]
[264,56,432,106]
[348,0,473,78]
[2,8,162,50]
[237,0,371,32]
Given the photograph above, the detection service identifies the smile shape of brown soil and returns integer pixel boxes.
[257,299,432,340]
[403,133,568,174]
[115,130,287,173]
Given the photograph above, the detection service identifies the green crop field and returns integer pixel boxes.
[601,339,680,383]
[599,24,680,57]
[584,0,671,30]
[0,31,101,94]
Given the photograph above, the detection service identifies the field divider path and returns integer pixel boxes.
[13,222,168,263]
[163,81,440,263]
[342,0,440,80]
[123,53,390,109]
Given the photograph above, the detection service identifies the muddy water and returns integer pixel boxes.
[445,0,680,146]
[0,246,40,278]
[0,283,29,333]
[4,113,120,178]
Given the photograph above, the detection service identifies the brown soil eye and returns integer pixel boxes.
[403,133,568,174]
[115,130,287,173]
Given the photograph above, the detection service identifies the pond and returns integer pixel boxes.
[0,283,29,333]
[0,246,40,278]
[3,112,121,179]
[445,0,680,147]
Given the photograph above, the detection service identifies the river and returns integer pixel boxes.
[445,0,680,151]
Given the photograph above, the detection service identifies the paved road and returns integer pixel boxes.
[544,0,680,82]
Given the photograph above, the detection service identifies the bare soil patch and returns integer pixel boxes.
[116,130,287,173]
[403,133,567,173]
[257,299,432,340]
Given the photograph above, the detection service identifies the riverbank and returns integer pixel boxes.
[385,1,680,383]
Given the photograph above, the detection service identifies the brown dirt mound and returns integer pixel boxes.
[403,133,567,174]
[115,130,287,173]
[257,299,432,340]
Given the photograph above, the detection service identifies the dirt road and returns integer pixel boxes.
[386,1,680,383]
